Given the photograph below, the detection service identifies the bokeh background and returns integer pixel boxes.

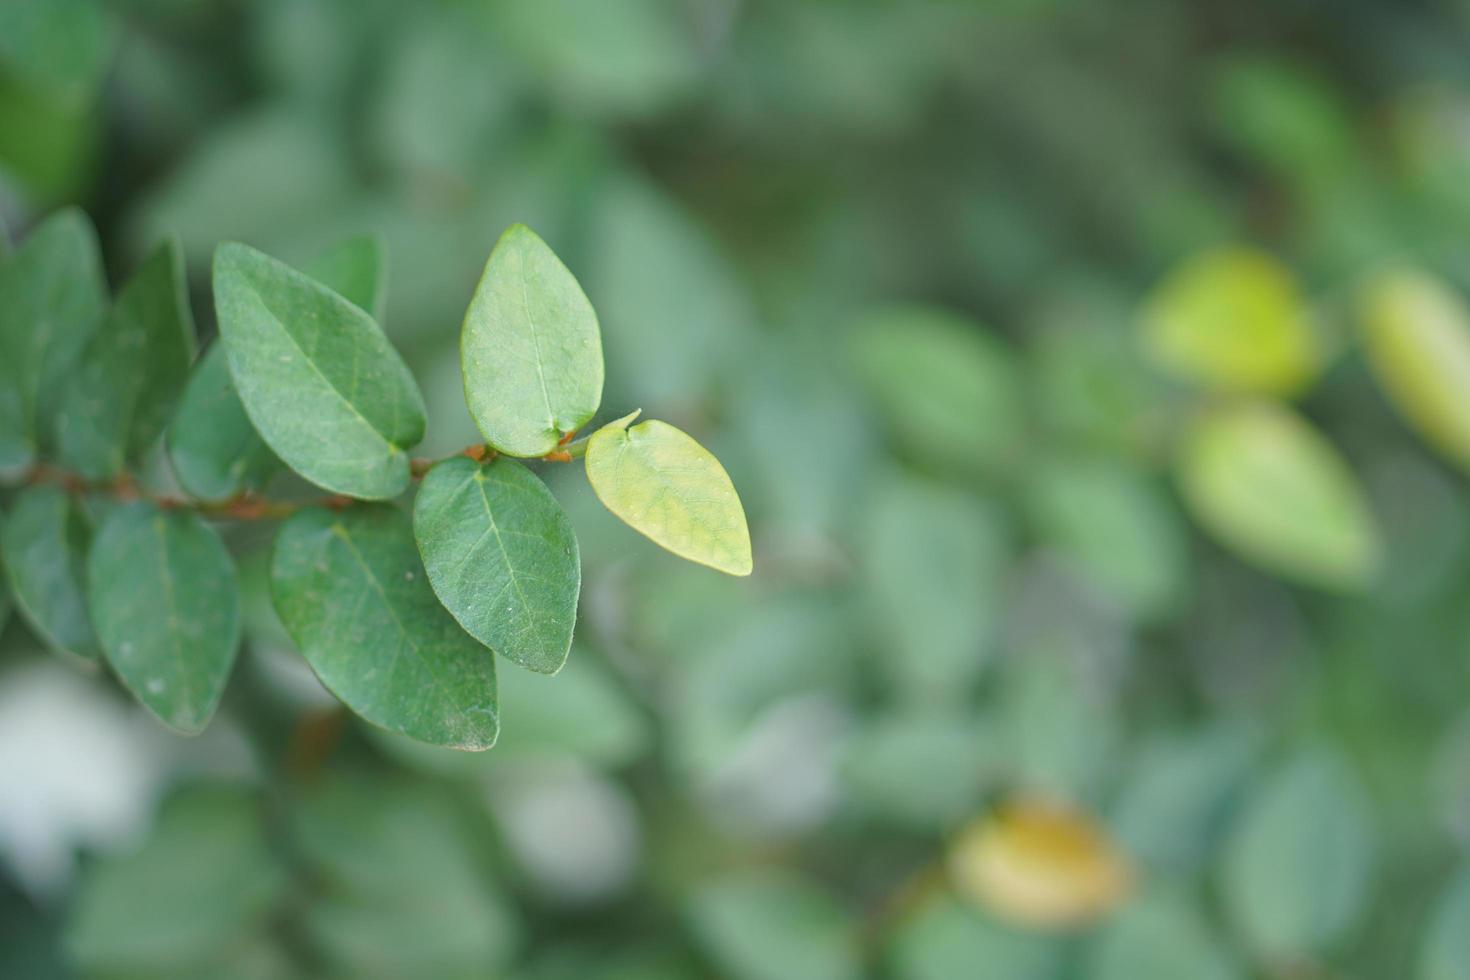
[5,0,1470,977]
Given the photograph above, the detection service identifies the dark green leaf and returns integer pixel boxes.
[212,241,425,499]
[56,237,195,480]
[0,208,106,472]
[461,224,603,457]
[87,502,241,734]
[65,787,286,976]
[167,343,283,502]
[413,456,579,674]
[167,236,384,502]
[271,505,498,749]
[0,484,98,660]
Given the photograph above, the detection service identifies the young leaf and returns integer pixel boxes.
[271,505,498,749]
[948,798,1133,930]
[0,485,99,660]
[1140,248,1321,396]
[305,233,387,321]
[0,208,107,472]
[167,236,386,501]
[167,343,283,501]
[1222,747,1375,959]
[87,501,241,734]
[56,237,196,480]
[585,412,752,576]
[413,456,579,674]
[1177,402,1379,590]
[1358,269,1470,470]
[460,224,604,457]
[212,242,425,499]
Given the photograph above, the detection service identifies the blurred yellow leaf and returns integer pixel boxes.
[1177,401,1379,591]
[1358,269,1470,470]
[1140,248,1321,395]
[948,797,1132,931]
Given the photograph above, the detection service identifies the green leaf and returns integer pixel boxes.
[167,236,385,502]
[686,870,861,980]
[0,208,106,472]
[1222,747,1375,959]
[304,232,387,321]
[1177,401,1379,590]
[167,343,283,502]
[886,897,1061,980]
[859,471,1009,704]
[460,224,604,457]
[1086,894,1240,980]
[1025,455,1188,621]
[87,501,241,734]
[1421,865,1470,980]
[585,412,752,576]
[841,713,999,830]
[212,241,425,499]
[65,787,286,977]
[1358,269,1470,470]
[851,306,1024,479]
[271,505,498,749]
[0,0,113,100]
[413,456,579,674]
[56,237,196,480]
[1140,248,1321,395]
[0,484,98,660]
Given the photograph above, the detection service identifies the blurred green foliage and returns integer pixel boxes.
[7,0,1470,978]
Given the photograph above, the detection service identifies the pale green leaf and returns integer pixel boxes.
[271,505,498,749]
[168,235,386,502]
[686,870,861,980]
[212,241,425,499]
[585,413,752,576]
[56,237,196,480]
[461,223,603,457]
[1140,248,1321,395]
[1222,747,1375,958]
[1359,268,1470,470]
[1177,401,1379,590]
[0,484,98,660]
[0,208,107,472]
[413,456,579,674]
[88,502,241,734]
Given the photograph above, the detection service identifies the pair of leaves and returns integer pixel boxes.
[1,488,240,733]
[170,235,386,500]
[457,225,752,575]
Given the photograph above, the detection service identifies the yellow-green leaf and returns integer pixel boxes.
[585,412,752,576]
[1358,268,1470,469]
[1140,248,1321,395]
[1177,401,1379,590]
